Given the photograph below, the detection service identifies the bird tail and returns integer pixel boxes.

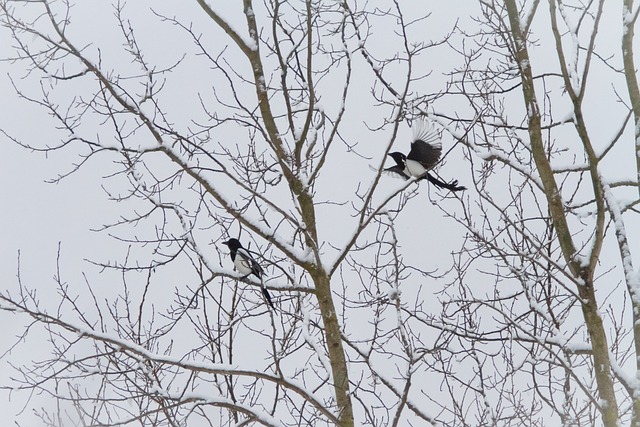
[260,276,275,310]
[262,286,275,310]
[413,118,442,150]
[424,172,466,192]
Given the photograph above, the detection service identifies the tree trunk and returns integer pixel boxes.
[503,1,619,425]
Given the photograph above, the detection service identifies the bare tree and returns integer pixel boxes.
[434,0,640,426]
[1,0,639,426]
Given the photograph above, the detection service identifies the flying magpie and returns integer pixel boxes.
[222,238,275,310]
[384,118,466,192]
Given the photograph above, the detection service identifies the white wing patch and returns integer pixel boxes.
[412,118,442,150]
[235,248,263,277]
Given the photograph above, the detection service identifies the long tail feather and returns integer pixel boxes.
[262,286,275,310]
[259,276,275,310]
[425,172,466,192]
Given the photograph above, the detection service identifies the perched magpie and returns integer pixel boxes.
[222,238,275,310]
[384,118,466,192]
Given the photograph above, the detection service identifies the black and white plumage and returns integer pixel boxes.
[384,118,466,192]
[223,238,275,310]
[385,151,410,179]
[405,118,443,176]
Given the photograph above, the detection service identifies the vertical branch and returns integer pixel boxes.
[195,2,354,425]
[622,0,640,199]
[503,0,579,275]
[602,183,640,425]
[239,0,320,250]
[292,0,315,169]
[621,1,640,424]
[549,0,606,272]
[503,1,619,425]
[243,2,353,423]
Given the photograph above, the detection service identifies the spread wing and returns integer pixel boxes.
[407,118,442,170]
[382,165,410,180]
[381,152,410,180]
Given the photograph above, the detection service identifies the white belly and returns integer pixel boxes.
[405,159,426,177]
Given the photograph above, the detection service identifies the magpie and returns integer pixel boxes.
[384,118,466,192]
[222,238,275,310]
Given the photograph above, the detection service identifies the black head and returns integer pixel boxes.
[222,238,243,251]
[388,152,406,167]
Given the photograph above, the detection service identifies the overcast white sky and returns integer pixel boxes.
[0,1,638,425]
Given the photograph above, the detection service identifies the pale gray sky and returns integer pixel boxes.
[1,1,638,425]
